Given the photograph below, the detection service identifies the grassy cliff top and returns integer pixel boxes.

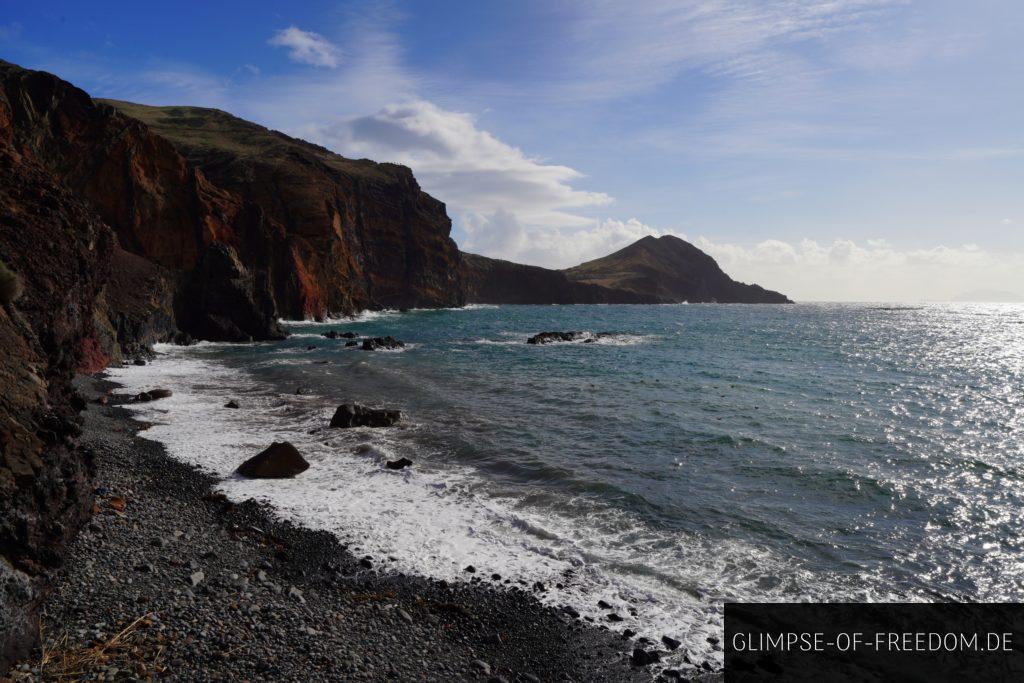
[99,99,395,182]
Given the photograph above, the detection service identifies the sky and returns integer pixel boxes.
[1,0,1022,301]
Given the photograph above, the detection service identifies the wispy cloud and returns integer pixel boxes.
[268,26,342,68]
[318,99,610,232]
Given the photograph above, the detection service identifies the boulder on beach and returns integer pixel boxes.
[130,388,173,402]
[345,340,359,347]
[385,457,413,470]
[527,331,615,345]
[329,404,401,429]
[323,330,358,339]
[630,647,662,666]
[224,400,240,409]
[361,336,404,351]
[236,442,309,478]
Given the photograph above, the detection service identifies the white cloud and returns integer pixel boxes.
[461,216,672,268]
[268,26,342,68]
[693,235,1024,301]
[312,99,612,252]
[559,0,903,99]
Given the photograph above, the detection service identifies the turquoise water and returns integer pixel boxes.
[113,302,1024,660]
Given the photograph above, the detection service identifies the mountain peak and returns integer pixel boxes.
[563,235,790,303]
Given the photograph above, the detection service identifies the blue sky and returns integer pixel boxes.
[2,1,1022,300]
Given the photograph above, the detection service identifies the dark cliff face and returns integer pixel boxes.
[564,235,792,304]
[0,118,111,666]
[100,101,465,318]
[460,253,656,304]
[0,60,286,343]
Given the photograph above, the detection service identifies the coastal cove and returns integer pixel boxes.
[33,376,661,681]
[99,302,1023,678]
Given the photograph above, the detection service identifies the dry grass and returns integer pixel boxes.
[31,613,167,680]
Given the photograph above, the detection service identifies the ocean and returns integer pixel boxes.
[108,302,1024,666]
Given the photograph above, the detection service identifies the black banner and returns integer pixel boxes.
[725,603,1024,682]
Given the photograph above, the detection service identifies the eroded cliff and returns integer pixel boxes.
[100,100,465,317]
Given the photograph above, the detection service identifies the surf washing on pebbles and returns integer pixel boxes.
[106,343,778,669]
[106,302,1019,671]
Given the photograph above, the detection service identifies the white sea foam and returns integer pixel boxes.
[105,346,870,669]
[279,304,499,328]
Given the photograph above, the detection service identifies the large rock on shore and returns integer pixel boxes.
[329,404,402,429]
[236,442,309,478]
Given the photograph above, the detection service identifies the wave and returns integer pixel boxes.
[104,344,879,670]
[279,303,500,327]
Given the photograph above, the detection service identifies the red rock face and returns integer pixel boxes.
[0,61,286,341]
[100,102,466,317]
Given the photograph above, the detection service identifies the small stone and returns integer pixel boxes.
[464,565,476,574]
[597,599,612,609]
[189,571,205,587]
[288,586,305,603]
[398,609,413,624]
[472,660,491,675]
[224,400,240,409]
[385,457,413,470]
[607,613,624,622]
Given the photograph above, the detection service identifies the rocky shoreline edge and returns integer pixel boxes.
[5,375,722,682]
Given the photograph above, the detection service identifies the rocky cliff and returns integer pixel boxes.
[564,235,792,304]
[0,113,112,666]
[100,100,465,317]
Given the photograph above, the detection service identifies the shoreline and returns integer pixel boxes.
[7,374,718,681]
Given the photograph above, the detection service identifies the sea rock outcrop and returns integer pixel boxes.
[329,404,402,429]
[362,336,405,351]
[527,331,614,345]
